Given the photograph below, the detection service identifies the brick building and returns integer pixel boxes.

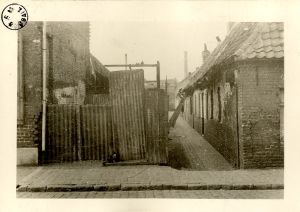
[180,22,284,169]
[17,22,108,165]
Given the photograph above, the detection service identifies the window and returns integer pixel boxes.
[210,89,214,119]
[218,87,221,122]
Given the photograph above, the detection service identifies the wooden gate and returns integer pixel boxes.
[109,70,146,160]
[144,89,168,164]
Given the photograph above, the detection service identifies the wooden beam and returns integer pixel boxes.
[104,64,157,68]
[156,61,160,89]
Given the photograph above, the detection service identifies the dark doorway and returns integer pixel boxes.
[201,93,204,135]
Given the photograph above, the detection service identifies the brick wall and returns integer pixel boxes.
[17,116,41,148]
[47,22,90,104]
[238,60,284,168]
[202,68,239,168]
[20,22,43,122]
[18,22,91,148]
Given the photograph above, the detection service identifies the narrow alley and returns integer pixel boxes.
[169,116,233,171]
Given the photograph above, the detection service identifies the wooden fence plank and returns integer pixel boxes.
[144,89,168,164]
[109,70,146,160]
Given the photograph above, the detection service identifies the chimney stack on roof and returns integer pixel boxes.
[184,51,188,78]
[216,36,221,43]
[202,43,210,64]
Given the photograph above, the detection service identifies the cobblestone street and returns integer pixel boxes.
[17,190,283,199]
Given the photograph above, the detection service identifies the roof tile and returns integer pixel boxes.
[262,32,271,39]
[270,31,280,39]
[263,45,273,52]
[275,51,284,58]
[270,22,278,31]
[263,38,272,46]
[183,22,284,90]
[266,51,274,58]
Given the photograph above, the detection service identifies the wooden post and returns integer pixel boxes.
[165,75,168,93]
[125,54,128,70]
[156,61,160,89]
[76,105,82,161]
[156,61,160,154]
[42,22,47,158]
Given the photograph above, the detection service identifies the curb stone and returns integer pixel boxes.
[106,184,121,191]
[27,186,46,192]
[94,184,108,191]
[17,183,284,192]
[187,183,208,190]
[17,185,28,192]
[121,183,150,191]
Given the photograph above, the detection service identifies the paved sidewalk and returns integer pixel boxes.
[17,163,283,192]
[169,116,233,170]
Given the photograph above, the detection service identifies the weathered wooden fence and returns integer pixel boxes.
[45,71,169,164]
[80,105,112,161]
[85,94,110,105]
[144,88,169,164]
[46,105,77,162]
[46,104,112,162]
[109,70,146,161]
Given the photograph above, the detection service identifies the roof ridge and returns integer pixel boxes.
[182,22,283,91]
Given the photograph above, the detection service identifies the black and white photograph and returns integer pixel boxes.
[15,20,284,199]
[1,0,300,211]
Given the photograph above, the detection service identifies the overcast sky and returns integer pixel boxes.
[90,21,227,81]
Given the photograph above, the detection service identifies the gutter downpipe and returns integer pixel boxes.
[42,21,47,163]
[234,69,240,169]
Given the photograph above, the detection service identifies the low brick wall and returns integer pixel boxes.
[17,115,41,148]
[17,114,40,165]
[204,120,239,168]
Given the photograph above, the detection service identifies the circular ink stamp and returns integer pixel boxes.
[1,3,28,30]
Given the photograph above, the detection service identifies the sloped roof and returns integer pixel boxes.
[235,22,283,60]
[184,22,284,90]
[90,54,110,78]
